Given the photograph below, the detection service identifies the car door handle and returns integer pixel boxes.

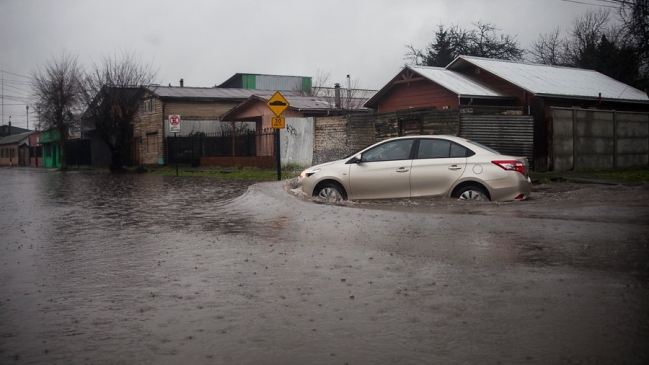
[448,165,462,171]
[396,167,409,173]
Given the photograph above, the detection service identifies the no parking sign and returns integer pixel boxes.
[168,115,181,133]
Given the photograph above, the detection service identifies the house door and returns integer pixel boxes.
[133,138,141,165]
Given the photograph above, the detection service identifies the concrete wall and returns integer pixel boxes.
[552,108,649,171]
[280,117,314,167]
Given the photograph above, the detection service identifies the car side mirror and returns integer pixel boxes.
[353,153,362,163]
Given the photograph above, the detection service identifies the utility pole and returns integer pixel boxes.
[2,65,4,126]
[26,105,29,130]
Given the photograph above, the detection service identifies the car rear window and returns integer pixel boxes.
[466,140,501,154]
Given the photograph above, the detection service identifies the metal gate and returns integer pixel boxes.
[460,115,534,165]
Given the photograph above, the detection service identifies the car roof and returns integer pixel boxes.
[383,135,468,143]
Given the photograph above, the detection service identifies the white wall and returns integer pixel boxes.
[280,117,314,167]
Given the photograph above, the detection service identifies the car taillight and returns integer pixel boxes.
[492,160,526,175]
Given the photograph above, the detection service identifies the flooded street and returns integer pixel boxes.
[1,168,648,364]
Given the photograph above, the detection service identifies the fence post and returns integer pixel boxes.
[572,108,577,170]
[613,111,618,168]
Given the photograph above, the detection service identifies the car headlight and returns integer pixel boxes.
[299,168,320,178]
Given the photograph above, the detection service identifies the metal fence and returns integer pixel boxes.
[65,138,92,166]
[166,130,275,164]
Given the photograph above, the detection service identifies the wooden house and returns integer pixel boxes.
[0,131,35,167]
[366,56,649,113]
[365,56,649,170]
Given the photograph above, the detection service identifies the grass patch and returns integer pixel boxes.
[593,168,649,182]
[146,165,302,180]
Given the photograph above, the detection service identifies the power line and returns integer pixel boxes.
[2,83,32,95]
[0,70,30,79]
[1,79,31,86]
[560,0,620,8]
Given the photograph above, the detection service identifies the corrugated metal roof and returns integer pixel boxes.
[217,73,311,89]
[448,56,649,102]
[276,95,371,112]
[0,131,35,145]
[284,95,335,110]
[220,94,371,120]
[409,66,509,98]
[149,86,301,100]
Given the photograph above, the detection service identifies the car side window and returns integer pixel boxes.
[417,139,451,159]
[416,140,471,159]
[362,139,414,162]
[450,143,473,157]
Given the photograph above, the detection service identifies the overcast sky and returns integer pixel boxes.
[1,0,619,129]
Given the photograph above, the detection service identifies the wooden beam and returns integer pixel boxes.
[393,77,426,84]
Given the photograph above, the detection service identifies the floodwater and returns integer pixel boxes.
[1,168,648,364]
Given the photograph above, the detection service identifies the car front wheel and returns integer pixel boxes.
[455,185,489,201]
[315,182,345,202]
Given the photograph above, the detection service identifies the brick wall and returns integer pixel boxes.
[134,99,164,165]
[312,108,461,164]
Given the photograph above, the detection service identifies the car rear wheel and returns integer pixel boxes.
[455,185,489,201]
[315,182,345,202]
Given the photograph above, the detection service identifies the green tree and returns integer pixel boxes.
[577,35,640,87]
[406,22,524,67]
[530,6,646,90]
[618,0,649,90]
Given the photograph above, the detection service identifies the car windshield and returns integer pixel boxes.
[465,140,501,154]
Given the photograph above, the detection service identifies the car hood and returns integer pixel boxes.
[306,160,343,170]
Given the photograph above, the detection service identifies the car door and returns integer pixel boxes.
[348,139,414,200]
[409,139,468,197]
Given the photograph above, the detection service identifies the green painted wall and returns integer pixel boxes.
[302,77,312,93]
[41,129,61,168]
[242,74,256,89]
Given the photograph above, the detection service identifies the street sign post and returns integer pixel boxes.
[169,114,181,134]
[168,115,181,176]
[266,92,289,181]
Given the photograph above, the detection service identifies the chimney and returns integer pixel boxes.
[334,83,341,108]
[180,79,184,88]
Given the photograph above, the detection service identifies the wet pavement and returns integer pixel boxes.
[1,167,648,364]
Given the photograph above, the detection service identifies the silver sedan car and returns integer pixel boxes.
[298,135,531,202]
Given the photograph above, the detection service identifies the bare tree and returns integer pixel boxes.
[309,69,331,97]
[292,69,331,97]
[297,70,367,110]
[31,51,84,170]
[528,6,644,88]
[529,28,572,66]
[565,9,613,66]
[528,9,615,67]
[80,51,157,172]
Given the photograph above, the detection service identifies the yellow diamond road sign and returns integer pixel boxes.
[267,91,289,117]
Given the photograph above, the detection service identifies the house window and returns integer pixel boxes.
[140,98,156,114]
[146,132,158,154]
[1,149,4,158]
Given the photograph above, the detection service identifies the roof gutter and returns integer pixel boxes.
[535,93,649,104]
